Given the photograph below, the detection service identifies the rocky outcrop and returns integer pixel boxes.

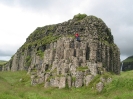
[29,36,118,88]
[0,66,2,71]
[2,14,120,89]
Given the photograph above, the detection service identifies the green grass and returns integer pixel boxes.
[123,56,133,62]
[1,71,133,99]
[0,60,7,65]
[76,66,88,71]
[73,13,87,21]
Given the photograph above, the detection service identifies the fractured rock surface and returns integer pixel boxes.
[2,14,120,88]
[29,36,119,88]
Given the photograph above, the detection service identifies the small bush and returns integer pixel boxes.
[25,56,31,67]
[36,50,44,58]
[72,77,76,82]
[73,13,87,21]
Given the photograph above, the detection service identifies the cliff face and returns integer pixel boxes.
[2,14,120,88]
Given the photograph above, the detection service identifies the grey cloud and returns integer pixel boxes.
[0,0,13,5]
[0,49,14,56]
[0,44,18,59]
[0,0,55,13]
[0,0,70,11]
[0,0,51,6]
[116,32,133,58]
[0,0,83,15]
[85,0,133,61]
[0,56,11,61]
[17,0,53,10]
[0,0,133,61]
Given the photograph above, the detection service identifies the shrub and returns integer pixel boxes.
[25,56,31,67]
[36,50,44,58]
[73,13,87,21]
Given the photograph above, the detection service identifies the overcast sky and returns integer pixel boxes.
[0,0,133,61]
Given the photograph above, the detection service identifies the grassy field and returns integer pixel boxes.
[0,71,133,99]
[0,60,7,65]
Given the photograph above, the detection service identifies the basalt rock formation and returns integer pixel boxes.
[2,14,120,88]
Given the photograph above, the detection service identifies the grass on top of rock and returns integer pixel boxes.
[21,32,60,52]
[73,13,87,21]
[76,66,88,71]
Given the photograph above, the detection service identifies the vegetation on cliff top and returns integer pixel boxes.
[20,13,114,52]
[73,13,87,21]
[4,14,116,70]
[122,56,133,62]
[21,32,60,53]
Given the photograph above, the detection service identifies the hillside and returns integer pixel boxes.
[0,70,133,99]
[123,56,133,63]
[0,60,7,71]
[1,14,120,89]
[122,55,133,71]
[0,60,7,64]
